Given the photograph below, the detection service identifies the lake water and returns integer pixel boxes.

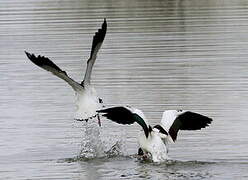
[1,0,248,179]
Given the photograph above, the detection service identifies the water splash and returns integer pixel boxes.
[79,119,104,158]
[104,137,126,157]
[78,118,126,159]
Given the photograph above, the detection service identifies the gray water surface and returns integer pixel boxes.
[1,0,248,179]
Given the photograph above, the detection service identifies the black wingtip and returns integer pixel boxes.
[103,18,107,31]
[101,18,107,38]
[25,51,38,63]
[25,51,32,59]
[88,18,107,59]
[103,18,107,28]
[25,51,65,74]
[25,51,39,64]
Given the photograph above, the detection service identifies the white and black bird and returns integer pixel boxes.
[25,19,107,126]
[98,106,212,162]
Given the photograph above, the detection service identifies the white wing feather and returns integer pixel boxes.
[160,110,178,132]
[160,110,181,143]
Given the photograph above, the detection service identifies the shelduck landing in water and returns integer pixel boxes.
[25,19,107,126]
[98,106,212,162]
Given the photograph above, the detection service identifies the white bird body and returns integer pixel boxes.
[138,130,168,162]
[74,86,102,120]
[98,106,212,162]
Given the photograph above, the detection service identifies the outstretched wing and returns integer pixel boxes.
[161,110,212,142]
[83,19,107,86]
[25,51,83,92]
[97,106,151,138]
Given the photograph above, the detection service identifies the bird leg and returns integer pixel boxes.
[142,153,149,159]
[97,114,102,127]
[137,148,150,160]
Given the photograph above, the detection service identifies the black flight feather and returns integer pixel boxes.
[89,18,107,59]
[98,106,135,125]
[25,51,83,91]
[97,106,150,138]
[25,51,66,75]
[169,111,212,142]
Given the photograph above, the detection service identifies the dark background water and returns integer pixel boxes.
[1,0,248,179]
